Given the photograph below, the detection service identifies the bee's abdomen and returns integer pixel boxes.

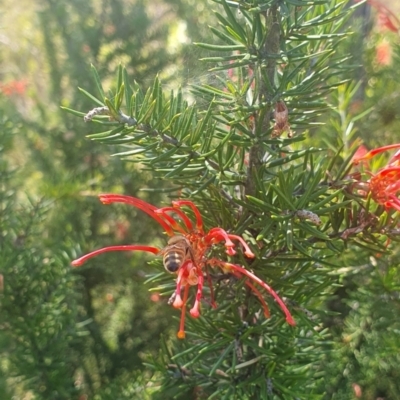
[163,251,184,273]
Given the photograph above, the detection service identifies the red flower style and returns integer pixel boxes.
[352,143,400,211]
[72,194,295,338]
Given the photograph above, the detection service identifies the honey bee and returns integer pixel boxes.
[162,235,194,273]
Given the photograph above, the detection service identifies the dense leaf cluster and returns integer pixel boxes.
[63,1,383,398]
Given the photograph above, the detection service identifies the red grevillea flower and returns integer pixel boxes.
[0,79,27,96]
[355,0,400,33]
[352,143,400,211]
[72,194,295,338]
[372,1,400,33]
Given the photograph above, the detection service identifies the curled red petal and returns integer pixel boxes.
[155,207,192,234]
[71,245,160,267]
[173,295,183,309]
[226,247,236,256]
[375,166,400,178]
[351,145,369,166]
[388,149,400,166]
[172,266,186,308]
[206,228,236,253]
[353,143,400,165]
[173,200,204,233]
[190,307,200,318]
[227,234,255,258]
[386,195,400,211]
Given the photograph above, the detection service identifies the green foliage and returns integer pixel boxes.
[314,9,400,399]
[0,107,81,399]
[323,260,400,399]
[64,1,385,398]
[0,0,217,398]
[68,1,356,195]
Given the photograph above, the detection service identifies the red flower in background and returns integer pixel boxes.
[0,80,27,96]
[352,143,400,211]
[72,194,295,338]
[373,1,400,33]
[351,144,369,165]
[358,0,400,33]
[375,40,392,66]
